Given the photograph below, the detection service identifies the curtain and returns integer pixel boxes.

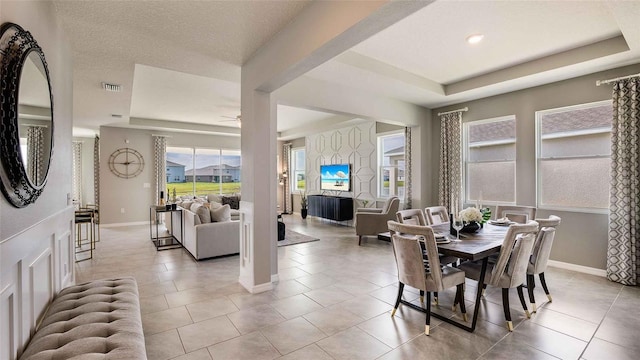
[404,126,412,209]
[438,112,463,216]
[72,141,83,205]
[26,126,44,184]
[283,143,292,214]
[154,136,167,206]
[607,77,640,285]
[93,135,100,222]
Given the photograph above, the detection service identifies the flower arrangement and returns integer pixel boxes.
[299,191,308,210]
[458,207,483,223]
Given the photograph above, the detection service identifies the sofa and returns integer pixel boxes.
[179,202,240,260]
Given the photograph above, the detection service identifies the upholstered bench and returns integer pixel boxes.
[20,277,147,360]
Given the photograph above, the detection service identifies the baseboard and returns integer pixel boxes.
[239,277,273,294]
[101,221,149,228]
[271,274,279,283]
[547,260,607,277]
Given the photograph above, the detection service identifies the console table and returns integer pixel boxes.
[308,195,353,221]
[149,206,183,250]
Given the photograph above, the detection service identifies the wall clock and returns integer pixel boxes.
[108,147,144,179]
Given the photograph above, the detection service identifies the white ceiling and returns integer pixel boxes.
[54,1,640,138]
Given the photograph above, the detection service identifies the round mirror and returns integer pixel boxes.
[0,23,54,207]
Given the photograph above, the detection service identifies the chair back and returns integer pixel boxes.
[534,215,561,229]
[495,205,537,224]
[490,221,538,288]
[530,227,556,274]
[382,196,400,214]
[425,206,449,225]
[388,220,444,291]
[396,209,427,226]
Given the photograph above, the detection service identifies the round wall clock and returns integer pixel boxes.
[108,147,144,179]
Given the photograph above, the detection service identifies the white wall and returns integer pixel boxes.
[73,136,96,206]
[0,1,75,359]
[99,126,240,225]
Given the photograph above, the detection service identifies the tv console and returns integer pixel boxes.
[307,195,353,221]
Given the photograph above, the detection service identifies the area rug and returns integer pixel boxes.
[278,229,319,247]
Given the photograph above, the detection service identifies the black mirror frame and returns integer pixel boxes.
[0,22,54,208]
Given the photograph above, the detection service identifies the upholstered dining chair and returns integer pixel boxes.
[458,221,539,331]
[495,205,537,224]
[395,209,459,305]
[527,215,561,312]
[425,206,450,225]
[355,196,400,245]
[387,220,467,335]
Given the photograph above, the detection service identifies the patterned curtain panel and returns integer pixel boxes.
[607,77,640,285]
[72,141,83,205]
[26,126,44,184]
[94,135,100,221]
[438,112,462,215]
[404,126,412,209]
[154,136,167,206]
[283,143,292,214]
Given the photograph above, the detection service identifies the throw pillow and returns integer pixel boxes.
[210,204,231,222]
[195,204,212,224]
[181,201,194,210]
[221,195,240,210]
[207,193,222,204]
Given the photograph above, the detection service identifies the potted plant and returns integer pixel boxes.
[300,191,308,219]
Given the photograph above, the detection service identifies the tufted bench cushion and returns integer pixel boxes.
[20,277,147,360]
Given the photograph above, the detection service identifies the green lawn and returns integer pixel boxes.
[167,182,241,197]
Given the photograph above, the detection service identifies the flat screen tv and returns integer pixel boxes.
[320,163,351,191]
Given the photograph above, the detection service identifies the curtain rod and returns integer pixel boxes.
[22,124,48,128]
[151,134,172,138]
[437,107,469,116]
[596,73,640,86]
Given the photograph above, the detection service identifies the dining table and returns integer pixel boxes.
[394,222,511,333]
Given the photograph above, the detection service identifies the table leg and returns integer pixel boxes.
[469,257,489,332]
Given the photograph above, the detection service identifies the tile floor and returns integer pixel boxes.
[75,216,640,360]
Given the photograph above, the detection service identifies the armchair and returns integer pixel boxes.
[355,196,400,245]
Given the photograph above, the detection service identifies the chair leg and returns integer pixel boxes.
[502,288,513,331]
[425,292,431,335]
[539,273,552,302]
[419,290,425,306]
[391,283,404,317]
[527,274,537,313]
[482,283,487,296]
[358,235,362,246]
[456,284,468,321]
[516,285,530,319]
[434,291,439,305]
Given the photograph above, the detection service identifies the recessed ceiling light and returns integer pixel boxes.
[466,34,484,45]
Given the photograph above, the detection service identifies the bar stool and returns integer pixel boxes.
[75,209,94,262]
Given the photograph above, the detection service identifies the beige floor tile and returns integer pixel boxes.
[227,304,286,334]
[186,297,239,323]
[304,305,365,335]
[582,338,638,360]
[228,291,279,310]
[271,294,323,319]
[177,316,240,353]
[277,344,334,360]
[140,295,169,315]
[316,327,392,360]
[304,285,355,307]
[207,332,280,360]
[144,329,185,360]
[357,312,423,348]
[261,317,327,355]
[295,273,337,289]
[142,306,193,335]
[138,280,178,298]
[170,348,212,360]
[165,287,219,308]
[336,294,393,320]
[272,279,311,299]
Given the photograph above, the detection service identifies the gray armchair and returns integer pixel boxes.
[355,196,400,245]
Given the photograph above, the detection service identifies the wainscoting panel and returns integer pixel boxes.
[0,207,74,360]
[307,121,377,210]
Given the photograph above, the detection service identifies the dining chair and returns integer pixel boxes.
[458,221,539,331]
[355,196,400,245]
[387,220,467,335]
[425,206,450,225]
[528,215,561,312]
[395,209,459,305]
[494,205,537,224]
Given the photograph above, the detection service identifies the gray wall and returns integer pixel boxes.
[432,63,640,270]
[99,126,240,224]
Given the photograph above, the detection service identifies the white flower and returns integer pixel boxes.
[459,207,483,223]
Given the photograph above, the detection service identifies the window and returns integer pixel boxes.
[536,100,611,212]
[378,132,405,198]
[464,116,516,204]
[291,148,305,192]
[166,146,241,199]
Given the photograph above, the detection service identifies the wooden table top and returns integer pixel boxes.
[432,223,509,261]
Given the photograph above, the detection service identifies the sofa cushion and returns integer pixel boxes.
[210,204,231,222]
[221,195,240,210]
[181,201,194,211]
[195,204,212,224]
[207,193,223,204]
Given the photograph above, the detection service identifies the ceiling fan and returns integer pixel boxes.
[218,114,241,128]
